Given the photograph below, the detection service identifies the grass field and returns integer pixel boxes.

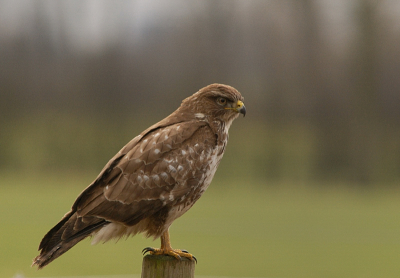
[1,171,400,278]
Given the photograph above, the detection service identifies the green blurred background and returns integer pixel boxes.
[1,1,400,277]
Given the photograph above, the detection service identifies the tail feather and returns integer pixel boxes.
[33,212,108,269]
[32,234,86,269]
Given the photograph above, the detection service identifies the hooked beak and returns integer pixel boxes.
[235,100,246,117]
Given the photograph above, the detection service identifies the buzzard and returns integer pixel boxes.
[33,83,246,268]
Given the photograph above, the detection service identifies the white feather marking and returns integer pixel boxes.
[195,113,205,119]
[154,133,160,137]
[154,149,160,154]
[169,192,174,201]
[168,165,177,173]
[176,125,180,130]
[181,150,186,155]
[152,174,160,183]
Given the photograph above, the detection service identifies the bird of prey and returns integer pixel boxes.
[32,83,246,269]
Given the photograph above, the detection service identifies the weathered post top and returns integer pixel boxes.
[141,255,195,278]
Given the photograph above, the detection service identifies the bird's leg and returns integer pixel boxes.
[142,229,196,262]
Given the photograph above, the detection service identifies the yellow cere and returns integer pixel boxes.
[236,100,244,108]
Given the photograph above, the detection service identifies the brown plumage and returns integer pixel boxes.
[32,83,246,268]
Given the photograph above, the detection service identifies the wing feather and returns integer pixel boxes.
[73,120,212,225]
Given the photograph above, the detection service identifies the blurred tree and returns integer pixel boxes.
[348,0,383,183]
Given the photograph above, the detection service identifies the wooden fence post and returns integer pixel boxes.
[141,255,195,278]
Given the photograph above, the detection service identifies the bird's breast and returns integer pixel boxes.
[164,141,226,227]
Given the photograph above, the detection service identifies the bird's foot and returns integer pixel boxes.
[142,247,197,263]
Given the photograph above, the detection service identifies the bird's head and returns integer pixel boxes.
[180,84,246,125]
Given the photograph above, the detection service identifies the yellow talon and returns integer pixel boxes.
[142,229,197,262]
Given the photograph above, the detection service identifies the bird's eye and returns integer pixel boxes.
[216,97,227,106]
